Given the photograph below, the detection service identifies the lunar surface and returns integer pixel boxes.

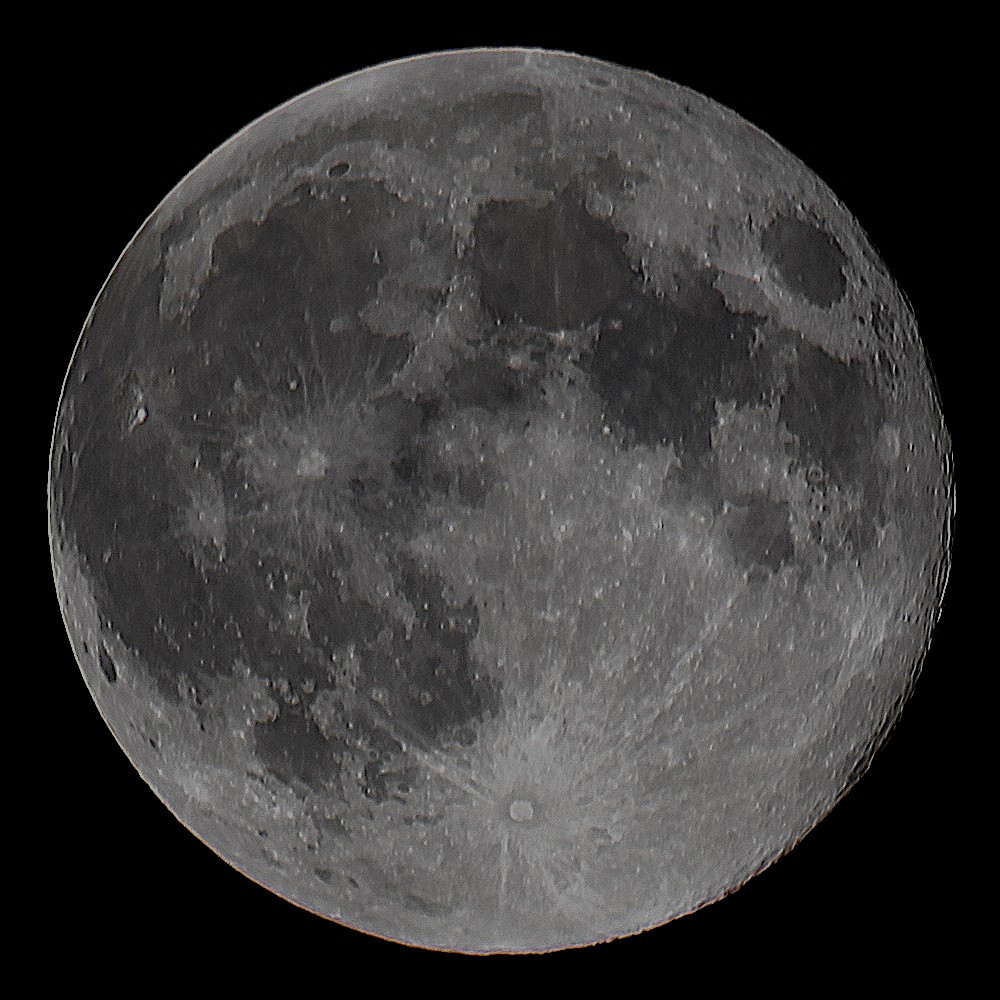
[49,49,953,953]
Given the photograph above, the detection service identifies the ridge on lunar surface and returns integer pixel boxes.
[49,49,952,953]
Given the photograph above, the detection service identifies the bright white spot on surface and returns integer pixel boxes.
[509,799,534,823]
[128,405,148,431]
[878,423,902,462]
[296,448,330,478]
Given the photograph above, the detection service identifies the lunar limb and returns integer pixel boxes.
[49,49,952,953]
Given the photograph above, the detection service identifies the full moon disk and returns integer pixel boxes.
[49,50,952,953]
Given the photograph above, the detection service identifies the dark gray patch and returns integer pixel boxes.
[472,188,635,328]
[50,262,172,569]
[585,262,772,460]
[455,463,497,505]
[338,113,408,150]
[404,892,451,918]
[443,89,544,134]
[70,482,371,705]
[97,645,117,684]
[156,174,250,259]
[59,180,449,709]
[365,556,501,747]
[391,412,502,509]
[389,390,505,509]
[780,343,888,560]
[338,89,544,152]
[250,544,501,792]
[761,213,847,307]
[780,343,885,491]
[182,179,413,418]
[444,356,532,413]
[307,591,382,656]
[723,495,795,573]
[341,394,436,531]
[362,756,418,802]
[844,510,879,560]
[79,538,243,702]
[586,151,649,193]
[254,702,340,792]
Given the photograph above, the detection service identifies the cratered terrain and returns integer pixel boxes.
[48,49,953,953]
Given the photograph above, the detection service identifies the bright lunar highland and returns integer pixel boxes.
[49,49,953,953]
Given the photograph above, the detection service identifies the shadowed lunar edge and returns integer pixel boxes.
[49,50,951,952]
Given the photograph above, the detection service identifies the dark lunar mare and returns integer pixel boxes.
[585,261,774,460]
[723,495,796,573]
[467,185,889,574]
[760,212,848,308]
[52,178,512,803]
[473,187,636,329]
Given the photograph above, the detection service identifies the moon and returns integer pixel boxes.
[48,48,952,954]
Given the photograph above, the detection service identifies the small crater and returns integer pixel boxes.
[509,798,535,823]
[128,405,149,432]
[404,892,450,917]
[97,645,117,684]
[327,161,350,179]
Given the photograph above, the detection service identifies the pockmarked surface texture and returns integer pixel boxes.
[49,50,952,953]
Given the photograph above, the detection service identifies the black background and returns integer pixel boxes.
[35,17,971,982]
